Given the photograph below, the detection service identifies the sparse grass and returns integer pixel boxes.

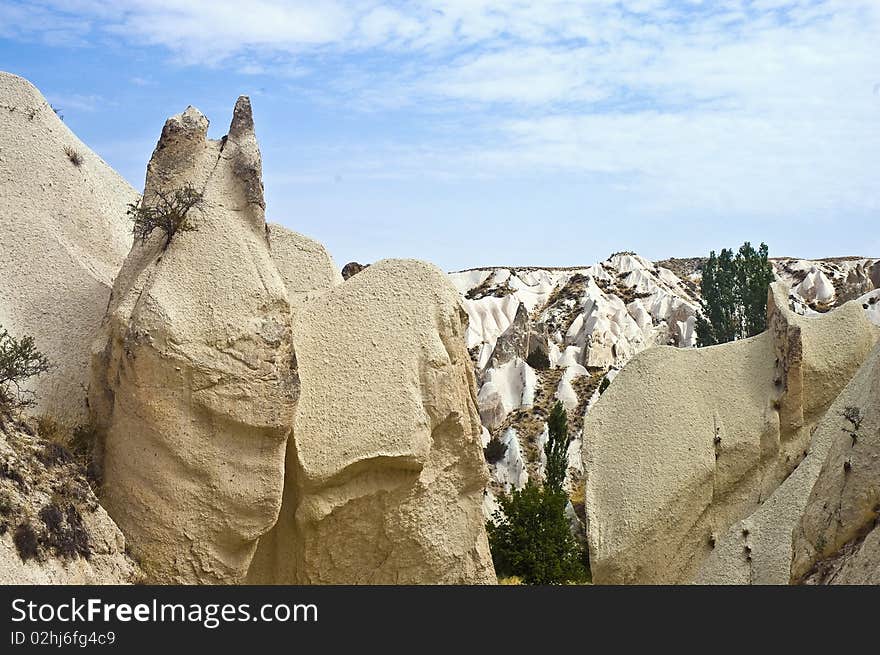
[0,460,26,489]
[0,413,100,564]
[569,479,585,506]
[569,371,605,436]
[465,275,510,301]
[36,416,97,480]
[0,486,15,536]
[63,145,83,167]
[39,501,91,560]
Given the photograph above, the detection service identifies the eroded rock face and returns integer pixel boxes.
[268,224,342,309]
[248,260,496,584]
[0,71,135,426]
[694,344,879,584]
[790,343,880,584]
[90,98,297,584]
[583,283,879,584]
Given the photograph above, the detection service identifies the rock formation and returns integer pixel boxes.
[0,71,135,427]
[582,283,879,584]
[696,341,880,584]
[790,343,880,584]
[268,224,343,308]
[89,99,298,584]
[248,259,495,584]
[87,96,494,585]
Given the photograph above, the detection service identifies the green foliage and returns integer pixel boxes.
[598,376,611,394]
[0,325,51,409]
[544,401,568,493]
[484,437,508,464]
[487,402,588,584]
[127,185,203,248]
[487,483,588,585]
[696,241,774,346]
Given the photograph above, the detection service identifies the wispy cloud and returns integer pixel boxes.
[2,0,879,218]
[45,92,106,112]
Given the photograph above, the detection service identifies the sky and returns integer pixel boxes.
[1,0,878,271]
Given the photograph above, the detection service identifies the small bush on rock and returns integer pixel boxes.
[0,326,51,410]
[63,145,83,167]
[128,185,203,248]
[484,437,508,464]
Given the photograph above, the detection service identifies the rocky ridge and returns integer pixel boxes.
[452,255,880,531]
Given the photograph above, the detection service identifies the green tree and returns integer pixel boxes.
[486,402,588,584]
[696,241,774,346]
[544,401,568,493]
[0,326,51,409]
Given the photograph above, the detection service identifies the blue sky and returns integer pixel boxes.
[1,1,878,270]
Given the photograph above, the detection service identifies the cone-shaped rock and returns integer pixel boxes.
[90,98,297,584]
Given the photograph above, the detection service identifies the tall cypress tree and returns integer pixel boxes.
[544,401,568,493]
[696,241,774,347]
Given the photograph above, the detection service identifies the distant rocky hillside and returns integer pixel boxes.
[451,255,880,526]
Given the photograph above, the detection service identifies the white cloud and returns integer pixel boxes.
[45,92,106,112]
[2,0,879,217]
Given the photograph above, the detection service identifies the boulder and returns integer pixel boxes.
[341,261,368,280]
[89,98,297,583]
[488,302,530,369]
[870,261,880,291]
[248,260,496,584]
[267,223,342,308]
[583,283,878,584]
[0,71,135,426]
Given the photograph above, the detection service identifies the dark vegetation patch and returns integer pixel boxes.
[568,372,606,436]
[63,145,83,167]
[39,501,91,560]
[483,437,508,464]
[36,441,72,467]
[525,348,550,370]
[465,274,512,301]
[0,460,26,489]
[13,521,39,561]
